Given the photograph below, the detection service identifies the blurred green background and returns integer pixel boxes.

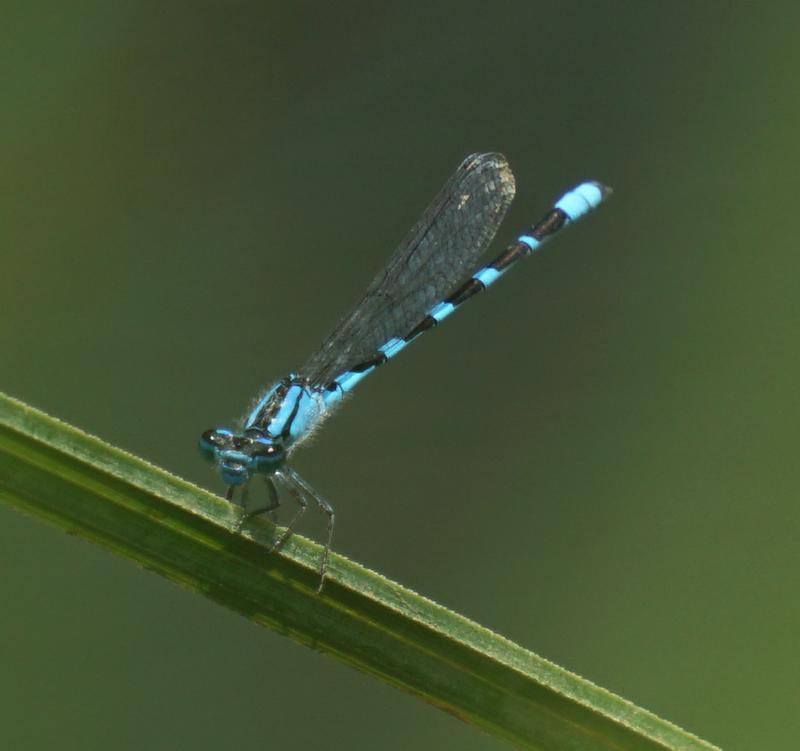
[2,3,798,749]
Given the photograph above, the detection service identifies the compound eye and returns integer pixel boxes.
[198,428,233,460]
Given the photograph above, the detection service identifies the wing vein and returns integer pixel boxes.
[301,152,516,387]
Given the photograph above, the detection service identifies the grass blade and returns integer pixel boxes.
[0,392,718,751]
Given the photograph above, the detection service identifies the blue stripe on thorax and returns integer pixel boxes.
[244,380,325,445]
[244,388,276,428]
[287,388,325,442]
[267,383,303,435]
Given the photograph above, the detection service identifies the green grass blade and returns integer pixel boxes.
[0,392,718,751]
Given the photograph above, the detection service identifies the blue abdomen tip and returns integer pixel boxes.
[556,181,612,221]
[575,181,608,208]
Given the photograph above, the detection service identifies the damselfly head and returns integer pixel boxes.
[199,427,286,485]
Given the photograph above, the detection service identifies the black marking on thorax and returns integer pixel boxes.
[280,390,303,440]
[251,377,304,439]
